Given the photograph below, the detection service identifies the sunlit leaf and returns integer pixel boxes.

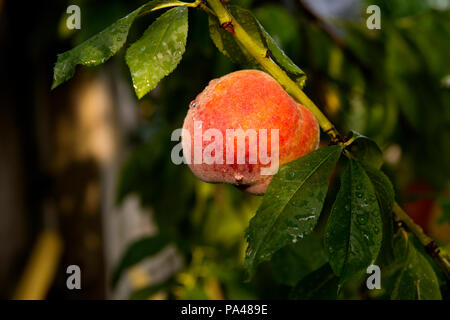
[245,145,343,278]
[52,0,190,89]
[126,6,188,98]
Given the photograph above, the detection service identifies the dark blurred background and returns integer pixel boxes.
[0,0,449,299]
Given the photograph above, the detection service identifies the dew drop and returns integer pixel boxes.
[357,214,368,225]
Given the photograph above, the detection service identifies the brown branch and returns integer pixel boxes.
[393,203,450,281]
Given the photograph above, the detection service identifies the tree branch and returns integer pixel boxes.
[393,203,450,280]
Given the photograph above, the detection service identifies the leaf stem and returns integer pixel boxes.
[197,0,217,16]
[138,0,204,17]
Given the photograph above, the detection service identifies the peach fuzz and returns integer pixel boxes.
[182,70,320,195]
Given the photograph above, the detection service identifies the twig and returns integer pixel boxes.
[393,202,450,280]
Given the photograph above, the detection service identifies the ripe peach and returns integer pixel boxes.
[181,70,320,195]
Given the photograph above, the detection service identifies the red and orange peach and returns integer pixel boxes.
[182,70,320,195]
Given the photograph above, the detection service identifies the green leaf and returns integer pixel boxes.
[52,0,189,89]
[346,131,383,169]
[112,234,172,287]
[363,165,396,265]
[325,158,383,284]
[391,237,442,300]
[270,235,328,286]
[245,145,343,278]
[258,24,306,88]
[126,6,188,98]
[208,5,306,87]
[289,264,339,300]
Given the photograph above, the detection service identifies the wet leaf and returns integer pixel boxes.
[245,145,343,278]
[208,6,262,69]
[363,165,395,265]
[126,6,188,98]
[129,283,168,300]
[325,158,383,285]
[271,235,328,286]
[52,0,189,89]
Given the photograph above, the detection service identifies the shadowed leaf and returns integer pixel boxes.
[347,131,383,169]
[391,236,442,300]
[290,264,339,300]
[325,158,383,285]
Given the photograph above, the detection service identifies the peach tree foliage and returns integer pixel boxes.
[52,0,446,299]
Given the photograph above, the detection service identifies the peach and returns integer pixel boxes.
[181,70,320,195]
